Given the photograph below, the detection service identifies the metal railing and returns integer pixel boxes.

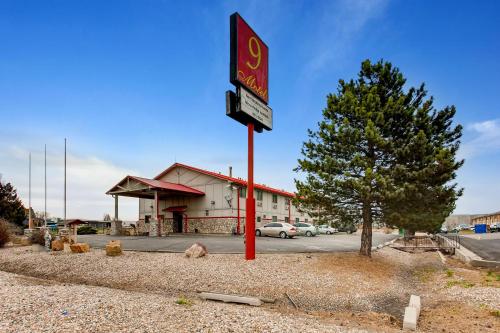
[393,234,460,254]
[401,235,435,248]
[435,233,460,250]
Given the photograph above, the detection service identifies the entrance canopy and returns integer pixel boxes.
[106,175,205,199]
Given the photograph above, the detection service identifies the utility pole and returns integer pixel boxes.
[29,153,32,229]
[64,138,67,224]
[44,144,47,227]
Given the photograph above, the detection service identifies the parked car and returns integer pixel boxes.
[255,222,297,239]
[490,223,499,233]
[337,223,357,234]
[318,225,337,235]
[440,226,448,234]
[294,223,318,237]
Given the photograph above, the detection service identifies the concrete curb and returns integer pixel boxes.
[371,236,400,252]
[437,250,447,264]
[403,295,421,330]
[469,259,500,268]
[453,244,482,263]
[452,243,500,268]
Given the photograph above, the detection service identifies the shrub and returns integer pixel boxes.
[175,296,192,306]
[0,219,11,247]
[77,225,97,235]
[445,269,454,277]
[30,230,45,245]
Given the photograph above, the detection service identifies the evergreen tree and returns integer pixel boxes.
[0,182,26,226]
[295,60,463,256]
[384,92,463,234]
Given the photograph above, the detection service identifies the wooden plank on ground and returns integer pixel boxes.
[199,292,262,306]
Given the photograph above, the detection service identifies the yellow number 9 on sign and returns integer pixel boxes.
[246,37,261,70]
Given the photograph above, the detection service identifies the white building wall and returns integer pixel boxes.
[138,165,313,233]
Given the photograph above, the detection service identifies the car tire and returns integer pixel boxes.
[256,230,261,237]
[306,231,312,237]
[280,231,287,239]
[326,231,331,235]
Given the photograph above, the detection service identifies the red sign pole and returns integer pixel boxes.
[246,122,256,260]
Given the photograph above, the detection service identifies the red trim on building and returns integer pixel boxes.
[163,205,188,212]
[106,175,205,196]
[154,163,296,198]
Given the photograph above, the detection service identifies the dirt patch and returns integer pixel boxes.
[419,301,499,333]
[313,252,398,281]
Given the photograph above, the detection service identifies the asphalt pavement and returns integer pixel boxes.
[78,232,398,254]
[459,234,500,261]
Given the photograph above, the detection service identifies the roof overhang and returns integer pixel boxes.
[106,175,205,199]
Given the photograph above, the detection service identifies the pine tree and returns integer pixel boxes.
[0,182,27,226]
[295,60,463,256]
[384,93,463,234]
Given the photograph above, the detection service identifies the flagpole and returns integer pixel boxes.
[44,144,47,227]
[64,138,67,224]
[29,152,32,229]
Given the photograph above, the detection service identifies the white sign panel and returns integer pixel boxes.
[238,87,273,130]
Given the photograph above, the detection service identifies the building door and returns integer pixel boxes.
[173,212,183,233]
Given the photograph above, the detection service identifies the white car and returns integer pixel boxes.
[318,225,338,235]
[255,222,298,239]
[294,223,319,237]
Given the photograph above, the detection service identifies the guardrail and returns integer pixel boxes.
[435,233,460,249]
[393,234,460,254]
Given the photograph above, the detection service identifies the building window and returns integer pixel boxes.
[256,190,263,201]
[272,194,278,203]
[272,216,277,222]
[285,199,290,206]
[295,217,299,223]
[257,216,261,222]
[285,217,289,223]
[240,187,247,198]
[305,218,308,223]
[205,210,209,216]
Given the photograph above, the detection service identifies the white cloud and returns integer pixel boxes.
[302,0,389,78]
[0,145,138,221]
[453,119,500,214]
[459,119,500,158]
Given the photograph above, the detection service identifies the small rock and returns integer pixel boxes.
[185,242,208,258]
[70,243,90,253]
[51,240,64,251]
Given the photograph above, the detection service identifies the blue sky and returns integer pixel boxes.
[1,0,499,220]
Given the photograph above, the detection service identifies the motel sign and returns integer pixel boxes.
[226,13,273,260]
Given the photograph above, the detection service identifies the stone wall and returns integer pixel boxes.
[160,219,174,236]
[186,218,240,234]
[136,220,150,235]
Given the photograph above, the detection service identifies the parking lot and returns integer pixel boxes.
[79,232,398,253]
[459,233,500,261]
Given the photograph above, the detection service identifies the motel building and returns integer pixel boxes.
[106,163,313,236]
[471,211,500,227]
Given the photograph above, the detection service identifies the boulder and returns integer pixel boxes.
[51,239,64,251]
[105,240,122,256]
[185,242,208,258]
[70,243,90,253]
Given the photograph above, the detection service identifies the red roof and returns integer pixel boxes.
[107,175,205,196]
[154,163,296,198]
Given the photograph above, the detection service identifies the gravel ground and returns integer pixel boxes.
[0,270,357,333]
[1,246,497,332]
[0,247,429,317]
